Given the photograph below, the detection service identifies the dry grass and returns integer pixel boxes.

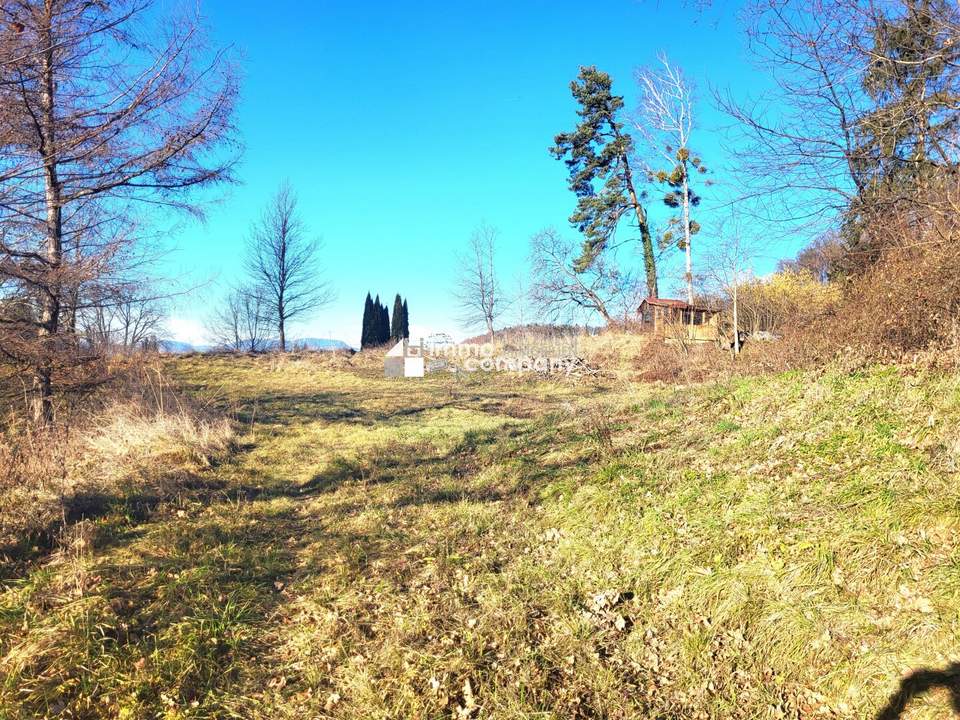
[0,358,234,570]
[2,353,959,718]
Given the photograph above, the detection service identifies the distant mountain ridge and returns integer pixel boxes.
[158,338,353,354]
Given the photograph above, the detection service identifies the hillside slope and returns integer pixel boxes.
[1,355,958,718]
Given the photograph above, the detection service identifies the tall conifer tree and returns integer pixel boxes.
[551,66,658,297]
[391,294,404,341]
[401,299,410,339]
[379,302,390,343]
[361,292,374,349]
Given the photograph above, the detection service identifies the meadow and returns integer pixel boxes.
[2,351,959,719]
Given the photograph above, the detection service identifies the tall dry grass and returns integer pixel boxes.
[0,355,233,567]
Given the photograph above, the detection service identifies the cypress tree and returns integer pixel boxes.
[379,301,390,344]
[361,292,373,349]
[390,294,403,341]
[371,295,386,345]
[401,299,409,339]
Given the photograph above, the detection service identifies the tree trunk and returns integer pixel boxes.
[639,223,659,299]
[733,286,741,356]
[681,166,693,305]
[624,165,659,298]
[614,128,658,298]
[33,5,63,424]
[278,318,286,352]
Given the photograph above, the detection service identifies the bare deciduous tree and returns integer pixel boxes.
[777,231,846,282]
[714,0,870,226]
[0,0,238,422]
[634,54,704,305]
[245,184,333,352]
[529,227,642,325]
[716,0,960,238]
[454,222,503,342]
[705,216,761,355]
[207,285,272,352]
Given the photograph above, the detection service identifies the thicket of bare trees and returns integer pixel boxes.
[718,0,960,241]
[0,0,238,422]
[777,233,846,282]
[712,0,960,358]
[81,289,167,354]
[207,285,272,352]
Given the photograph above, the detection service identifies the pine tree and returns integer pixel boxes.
[360,292,374,349]
[401,299,409,339]
[390,294,404,341]
[551,66,658,297]
[856,0,960,191]
[844,0,960,269]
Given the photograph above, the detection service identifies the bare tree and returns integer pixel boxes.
[634,54,705,305]
[714,0,870,227]
[454,222,503,342]
[529,227,642,325]
[0,0,238,422]
[245,184,333,352]
[705,216,761,355]
[207,285,272,352]
[716,0,960,236]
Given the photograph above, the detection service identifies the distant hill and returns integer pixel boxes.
[289,338,353,352]
[158,338,353,354]
[461,323,601,345]
[158,340,212,354]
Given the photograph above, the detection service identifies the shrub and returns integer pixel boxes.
[736,270,842,336]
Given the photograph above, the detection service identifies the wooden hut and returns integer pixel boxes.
[637,297,721,343]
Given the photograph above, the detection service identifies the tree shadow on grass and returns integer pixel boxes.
[227,390,458,428]
[0,475,217,579]
[1,376,608,717]
[3,498,401,718]
[222,383,573,430]
[875,663,960,719]
[295,420,565,505]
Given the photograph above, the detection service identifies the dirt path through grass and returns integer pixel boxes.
[4,356,960,719]
[2,357,609,718]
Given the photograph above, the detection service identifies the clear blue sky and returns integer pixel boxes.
[164,0,795,347]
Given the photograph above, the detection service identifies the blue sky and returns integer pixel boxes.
[164,0,795,347]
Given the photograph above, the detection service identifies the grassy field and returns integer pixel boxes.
[2,353,960,718]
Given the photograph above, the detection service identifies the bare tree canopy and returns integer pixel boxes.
[777,232,846,281]
[244,183,334,352]
[716,0,960,233]
[529,227,642,325]
[81,286,167,353]
[0,0,239,421]
[704,216,761,354]
[454,222,503,341]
